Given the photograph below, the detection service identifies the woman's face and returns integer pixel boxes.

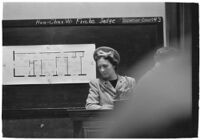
[97,57,116,80]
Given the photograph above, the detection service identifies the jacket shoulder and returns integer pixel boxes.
[89,79,100,87]
[124,76,136,83]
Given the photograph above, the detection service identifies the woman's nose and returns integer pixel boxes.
[100,67,105,72]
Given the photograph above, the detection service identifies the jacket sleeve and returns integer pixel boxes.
[130,77,136,92]
[118,77,136,100]
[128,76,136,95]
[85,80,102,110]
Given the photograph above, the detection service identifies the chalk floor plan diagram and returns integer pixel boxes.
[3,44,96,85]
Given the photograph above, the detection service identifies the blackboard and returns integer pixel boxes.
[3,17,163,115]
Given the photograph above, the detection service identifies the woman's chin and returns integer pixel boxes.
[102,76,109,80]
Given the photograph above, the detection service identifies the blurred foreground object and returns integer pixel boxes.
[103,48,193,138]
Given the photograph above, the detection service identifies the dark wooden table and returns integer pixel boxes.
[68,109,113,138]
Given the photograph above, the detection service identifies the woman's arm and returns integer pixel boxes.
[85,80,102,110]
[116,77,136,100]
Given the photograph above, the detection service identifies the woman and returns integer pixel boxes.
[85,46,136,110]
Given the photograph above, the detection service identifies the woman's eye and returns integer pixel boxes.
[103,65,108,68]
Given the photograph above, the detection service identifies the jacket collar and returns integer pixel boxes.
[100,75,125,90]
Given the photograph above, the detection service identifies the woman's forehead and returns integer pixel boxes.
[97,57,111,65]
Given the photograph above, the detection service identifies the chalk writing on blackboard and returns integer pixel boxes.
[3,44,96,85]
[35,18,117,25]
[3,17,163,27]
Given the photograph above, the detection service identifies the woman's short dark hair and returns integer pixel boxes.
[93,46,120,71]
[98,55,118,71]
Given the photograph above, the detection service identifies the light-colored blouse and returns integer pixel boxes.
[85,75,136,110]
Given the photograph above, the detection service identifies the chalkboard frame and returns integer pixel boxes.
[3,17,164,118]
